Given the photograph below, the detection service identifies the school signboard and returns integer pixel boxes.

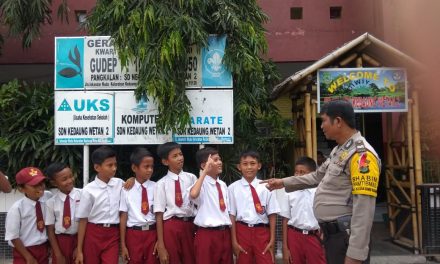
[55,35,232,90]
[317,68,408,113]
[55,90,233,145]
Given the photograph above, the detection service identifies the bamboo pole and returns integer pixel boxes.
[339,53,357,66]
[386,113,396,236]
[311,98,317,162]
[292,98,299,162]
[356,56,363,68]
[304,93,312,158]
[406,99,420,253]
[361,53,381,67]
[411,90,423,252]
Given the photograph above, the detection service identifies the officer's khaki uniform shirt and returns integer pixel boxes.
[282,131,380,261]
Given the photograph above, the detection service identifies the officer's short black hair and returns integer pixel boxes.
[130,147,154,166]
[157,142,181,160]
[196,147,219,169]
[320,100,355,129]
[239,150,261,163]
[91,146,116,165]
[295,156,317,172]
[45,163,69,181]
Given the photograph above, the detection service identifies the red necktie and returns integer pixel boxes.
[36,201,44,232]
[216,182,226,212]
[141,184,149,214]
[250,184,264,214]
[175,178,183,207]
[63,195,71,229]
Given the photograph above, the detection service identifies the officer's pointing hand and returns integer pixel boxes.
[260,178,284,191]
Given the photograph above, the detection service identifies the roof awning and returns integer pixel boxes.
[271,33,425,100]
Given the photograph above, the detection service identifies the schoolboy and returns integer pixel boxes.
[75,146,123,264]
[189,147,233,264]
[280,157,325,264]
[44,163,81,264]
[120,147,158,264]
[228,150,280,264]
[5,167,53,264]
[154,142,197,264]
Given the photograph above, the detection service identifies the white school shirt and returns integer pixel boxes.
[189,176,231,227]
[279,188,320,231]
[154,170,197,220]
[228,178,280,224]
[75,177,123,224]
[120,179,156,227]
[5,191,53,247]
[45,188,81,235]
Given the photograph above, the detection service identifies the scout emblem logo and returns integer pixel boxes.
[176,193,182,201]
[358,153,370,173]
[64,216,71,227]
[29,168,38,177]
[220,198,225,207]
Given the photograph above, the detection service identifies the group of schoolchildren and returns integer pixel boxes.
[5,141,327,264]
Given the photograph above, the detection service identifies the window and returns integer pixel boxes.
[290,7,303,20]
[330,6,342,19]
[75,10,87,23]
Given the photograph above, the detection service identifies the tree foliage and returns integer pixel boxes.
[87,0,279,133]
[0,0,69,48]
[0,80,82,183]
[86,0,294,180]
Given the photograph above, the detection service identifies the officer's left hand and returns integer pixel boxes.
[260,178,284,191]
[344,256,362,264]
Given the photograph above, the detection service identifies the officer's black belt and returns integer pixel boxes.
[319,221,342,235]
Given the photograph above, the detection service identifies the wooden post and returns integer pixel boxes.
[304,93,312,158]
[411,90,423,252]
[406,99,420,253]
[386,113,396,236]
[311,98,317,162]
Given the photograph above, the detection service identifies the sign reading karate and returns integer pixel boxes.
[55,90,233,145]
[174,90,234,144]
[55,35,232,90]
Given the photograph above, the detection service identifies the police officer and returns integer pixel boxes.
[263,100,380,264]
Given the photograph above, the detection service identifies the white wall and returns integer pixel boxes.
[0,191,24,213]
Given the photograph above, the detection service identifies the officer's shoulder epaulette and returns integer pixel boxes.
[355,140,367,153]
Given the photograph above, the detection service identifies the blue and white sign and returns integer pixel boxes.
[55,36,233,90]
[55,90,233,145]
[55,91,115,144]
[201,35,233,88]
[173,90,233,144]
[114,92,171,144]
